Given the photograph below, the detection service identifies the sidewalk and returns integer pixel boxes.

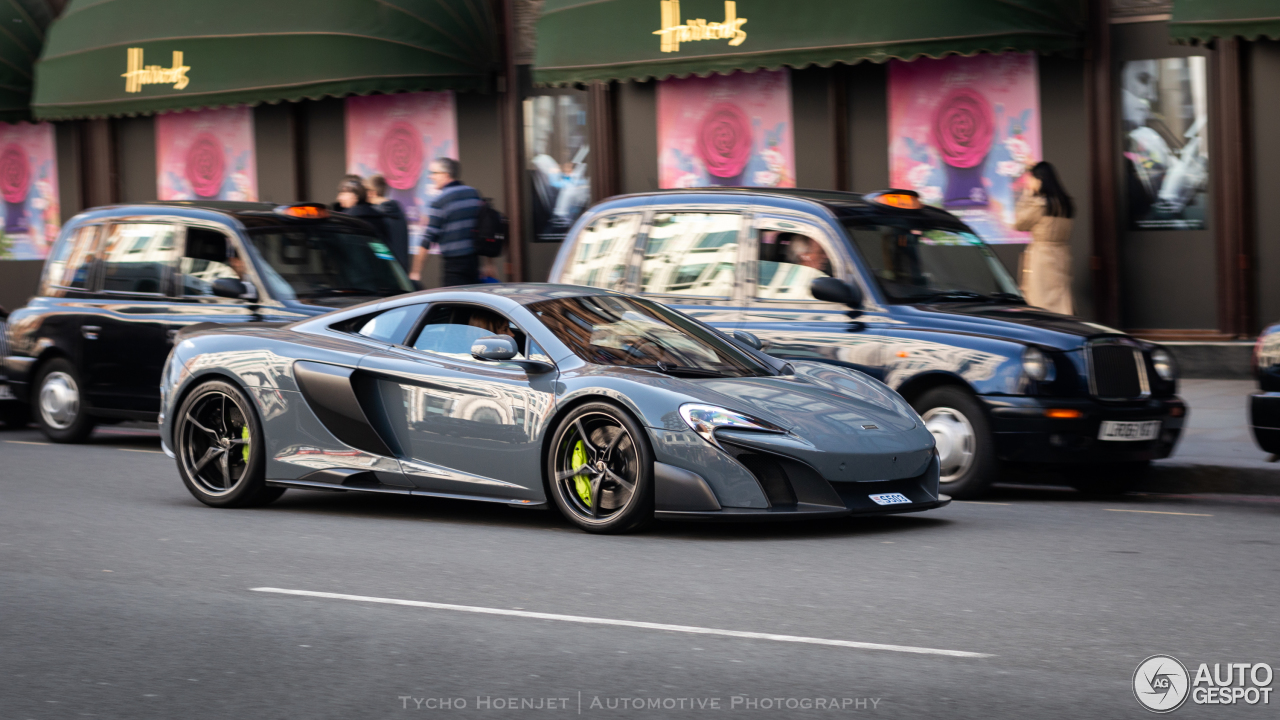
[1145,379,1280,495]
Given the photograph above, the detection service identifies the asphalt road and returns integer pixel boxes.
[2,424,1278,719]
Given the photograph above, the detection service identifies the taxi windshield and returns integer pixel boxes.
[844,222,1022,303]
[247,228,412,300]
[527,295,770,378]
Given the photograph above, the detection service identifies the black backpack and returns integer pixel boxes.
[473,198,508,258]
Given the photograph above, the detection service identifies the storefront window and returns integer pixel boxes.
[524,93,590,242]
[1121,57,1209,231]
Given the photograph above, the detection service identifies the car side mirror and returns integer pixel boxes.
[212,278,248,299]
[471,334,556,375]
[810,277,863,309]
[732,330,763,351]
[471,335,518,362]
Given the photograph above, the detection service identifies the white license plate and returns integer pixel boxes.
[0,384,13,401]
[869,493,912,506]
[1098,420,1161,442]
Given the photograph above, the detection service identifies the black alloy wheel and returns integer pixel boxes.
[547,402,653,533]
[175,379,284,508]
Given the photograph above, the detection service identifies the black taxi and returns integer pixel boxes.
[547,188,1185,498]
[2,201,412,442]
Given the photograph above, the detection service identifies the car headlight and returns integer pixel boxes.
[679,403,786,449]
[1022,346,1054,382]
[1150,347,1177,381]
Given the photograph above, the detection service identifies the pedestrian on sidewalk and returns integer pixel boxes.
[413,158,483,287]
[333,177,390,243]
[1015,161,1075,316]
[365,174,411,272]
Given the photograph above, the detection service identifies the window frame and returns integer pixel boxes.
[557,211,646,293]
[746,212,869,308]
[176,222,268,302]
[95,220,184,298]
[41,223,105,294]
[635,207,748,304]
[399,301,548,373]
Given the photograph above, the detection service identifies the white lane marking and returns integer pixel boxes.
[1105,508,1212,517]
[251,587,991,658]
[5,440,49,445]
[119,448,166,454]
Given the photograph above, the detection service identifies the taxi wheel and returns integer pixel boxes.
[914,386,998,500]
[34,358,96,443]
[1070,461,1148,497]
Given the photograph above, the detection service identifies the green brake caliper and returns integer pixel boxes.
[571,440,591,506]
[241,425,251,464]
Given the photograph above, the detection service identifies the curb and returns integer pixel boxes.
[1140,462,1280,496]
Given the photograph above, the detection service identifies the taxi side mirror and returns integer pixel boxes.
[212,278,249,299]
[810,277,863,309]
[732,330,764,351]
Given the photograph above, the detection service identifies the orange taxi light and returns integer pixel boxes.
[870,192,922,210]
[278,204,328,219]
[1044,408,1083,419]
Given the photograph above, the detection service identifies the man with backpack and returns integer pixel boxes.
[411,158,507,287]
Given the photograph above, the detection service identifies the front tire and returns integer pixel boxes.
[914,386,999,499]
[546,402,654,534]
[34,358,96,443]
[174,379,284,508]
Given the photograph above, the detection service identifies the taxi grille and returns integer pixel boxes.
[1089,343,1145,399]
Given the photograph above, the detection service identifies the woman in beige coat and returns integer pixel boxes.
[1015,161,1075,315]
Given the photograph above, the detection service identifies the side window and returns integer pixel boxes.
[639,212,739,297]
[42,225,102,292]
[561,214,641,290]
[100,223,178,295]
[355,305,422,345]
[411,304,527,365]
[754,226,835,302]
[180,227,251,297]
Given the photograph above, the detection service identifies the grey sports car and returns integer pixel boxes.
[159,284,947,533]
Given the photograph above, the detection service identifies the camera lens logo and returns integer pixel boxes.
[1134,655,1190,713]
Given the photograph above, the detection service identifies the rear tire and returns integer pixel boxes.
[913,386,999,500]
[174,379,284,508]
[546,402,654,534]
[34,358,96,443]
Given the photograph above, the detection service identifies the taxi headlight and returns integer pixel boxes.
[1151,347,1177,381]
[679,403,786,449]
[1022,346,1054,382]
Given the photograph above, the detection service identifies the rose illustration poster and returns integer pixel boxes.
[346,92,457,250]
[888,53,1041,243]
[0,122,60,260]
[657,70,794,189]
[156,107,257,202]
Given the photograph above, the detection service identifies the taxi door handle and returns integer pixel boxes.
[81,325,101,340]
[167,329,179,343]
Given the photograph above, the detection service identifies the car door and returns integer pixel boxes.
[82,221,182,413]
[635,208,748,334]
[740,214,890,380]
[356,302,557,502]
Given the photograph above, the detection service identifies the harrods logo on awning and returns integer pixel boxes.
[653,0,747,53]
[122,48,191,93]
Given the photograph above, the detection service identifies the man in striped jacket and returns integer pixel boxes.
[411,157,484,287]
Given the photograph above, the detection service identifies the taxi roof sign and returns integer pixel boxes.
[866,190,922,210]
[276,203,329,219]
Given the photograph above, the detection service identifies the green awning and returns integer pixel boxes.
[32,0,498,120]
[1170,0,1280,44]
[533,0,1084,87]
[0,1,57,124]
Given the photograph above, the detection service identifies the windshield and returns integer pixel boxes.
[247,228,412,300]
[844,222,1021,303]
[527,295,770,378]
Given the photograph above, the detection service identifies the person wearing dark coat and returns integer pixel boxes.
[365,174,411,271]
[333,177,389,242]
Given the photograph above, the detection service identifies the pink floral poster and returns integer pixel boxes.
[345,92,457,249]
[0,122,60,260]
[156,107,257,202]
[888,53,1041,243]
[657,70,794,189]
